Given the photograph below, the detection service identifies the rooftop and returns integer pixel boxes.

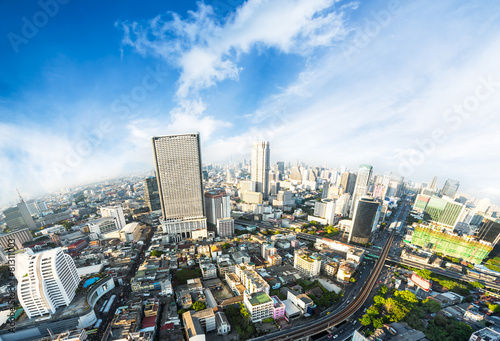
[247,291,272,306]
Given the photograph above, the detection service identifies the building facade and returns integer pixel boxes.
[348,196,379,245]
[16,248,81,318]
[251,141,270,200]
[152,133,207,240]
[144,176,161,212]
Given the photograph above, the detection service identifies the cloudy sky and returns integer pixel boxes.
[1,0,500,207]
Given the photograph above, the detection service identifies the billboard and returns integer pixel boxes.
[411,273,431,291]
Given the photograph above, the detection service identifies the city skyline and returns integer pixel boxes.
[1,0,500,206]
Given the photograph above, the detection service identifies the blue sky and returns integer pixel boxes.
[1,0,500,208]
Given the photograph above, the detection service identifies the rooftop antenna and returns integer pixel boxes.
[16,188,24,202]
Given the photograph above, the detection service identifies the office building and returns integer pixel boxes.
[348,196,379,245]
[3,201,37,231]
[144,176,161,211]
[335,193,351,217]
[413,195,465,229]
[313,200,337,225]
[0,228,33,250]
[476,218,500,246]
[428,176,437,189]
[251,141,270,200]
[88,217,118,236]
[205,189,230,226]
[293,249,322,277]
[216,218,234,238]
[339,172,356,195]
[441,178,460,198]
[16,248,81,318]
[100,205,126,229]
[152,133,207,240]
[350,165,373,217]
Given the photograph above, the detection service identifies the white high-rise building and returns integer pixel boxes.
[251,141,270,200]
[100,205,126,229]
[16,248,80,319]
[350,164,373,217]
[152,133,207,241]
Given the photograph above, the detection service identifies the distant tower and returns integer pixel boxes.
[428,176,437,189]
[144,176,161,211]
[251,141,270,200]
[152,133,207,240]
[441,179,460,198]
[16,248,80,318]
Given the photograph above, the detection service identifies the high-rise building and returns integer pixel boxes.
[0,228,33,250]
[3,201,37,231]
[476,218,500,246]
[350,165,373,217]
[144,176,161,211]
[428,176,437,189]
[276,161,285,180]
[348,196,379,245]
[339,172,356,195]
[441,178,460,198]
[16,248,80,319]
[100,205,126,229]
[216,218,234,238]
[251,141,270,200]
[205,189,231,226]
[293,249,322,277]
[152,133,207,240]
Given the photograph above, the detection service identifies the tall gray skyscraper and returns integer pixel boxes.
[3,201,37,231]
[441,178,460,198]
[152,133,207,241]
[251,141,270,200]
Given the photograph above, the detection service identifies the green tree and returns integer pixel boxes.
[416,269,432,280]
[471,281,485,289]
[378,285,388,296]
[394,290,418,305]
[373,295,386,306]
[489,304,500,313]
[373,318,384,329]
[177,309,186,315]
[151,250,163,257]
[360,314,371,326]
[222,243,230,249]
[192,301,206,311]
[367,306,380,316]
[422,298,441,313]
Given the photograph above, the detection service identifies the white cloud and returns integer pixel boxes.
[120,0,350,97]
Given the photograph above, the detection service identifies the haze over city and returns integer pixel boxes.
[1,0,500,206]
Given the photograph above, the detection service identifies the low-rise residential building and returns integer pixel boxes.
[236,263,270,295]
[337,261,355,282]
[200,261,217,279]
[322,261,339,277]
[469,327,500,341]
[271,295,286,320]
[287,290,314,315]
[215,312,231,335]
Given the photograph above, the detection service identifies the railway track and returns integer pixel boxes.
[259,230,396,341]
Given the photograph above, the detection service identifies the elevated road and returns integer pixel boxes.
[251,230,396,341]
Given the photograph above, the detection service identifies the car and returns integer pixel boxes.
[334,335,339,339]
[328,335,333,338]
